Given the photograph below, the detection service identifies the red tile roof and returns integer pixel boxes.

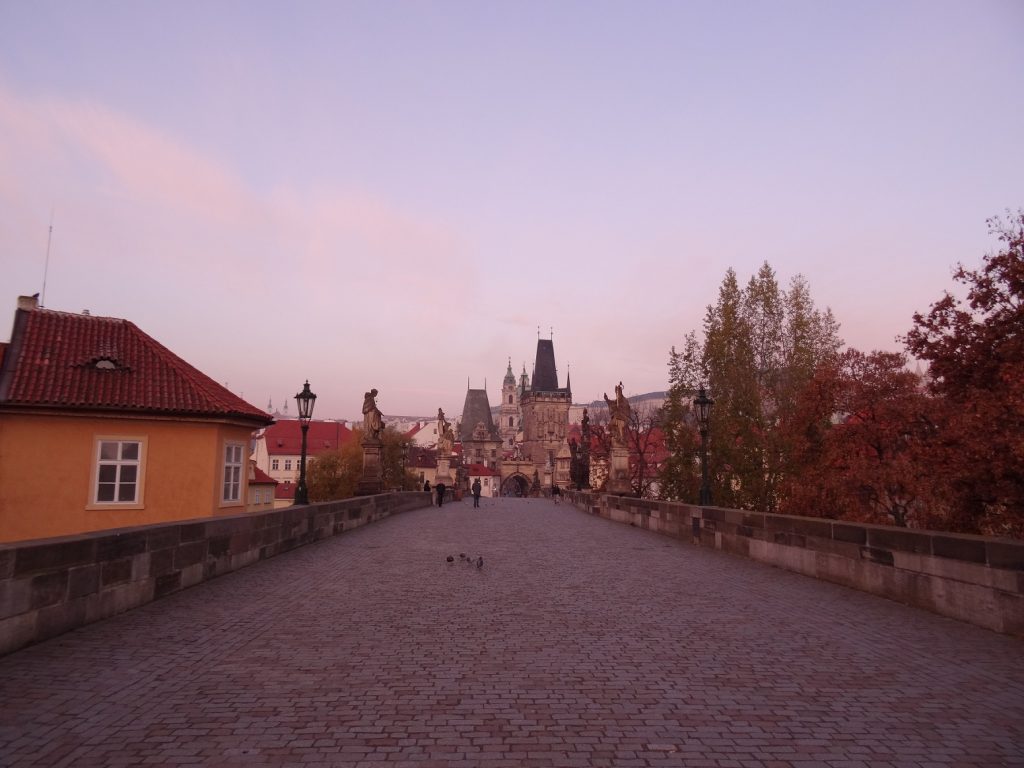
[251,466,278,486]
[262,419,355,456]
[465,463,500,477]
[0,306,271,425]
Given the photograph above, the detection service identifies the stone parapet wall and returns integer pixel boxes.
[567,491,1024,637]
[0,492,431,656]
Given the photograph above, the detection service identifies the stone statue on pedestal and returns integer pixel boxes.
[603,381,630,449]
[362,388,383,440]
[437,407,454,455]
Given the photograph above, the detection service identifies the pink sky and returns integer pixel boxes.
[2,1,1022,420]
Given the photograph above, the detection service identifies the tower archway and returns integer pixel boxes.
[500,474,530,497]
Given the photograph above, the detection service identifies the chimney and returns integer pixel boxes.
[17,294,39,311]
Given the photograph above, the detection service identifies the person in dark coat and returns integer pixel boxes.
[423,480,431,494]
[471,478,482,508]
[552,484,562,504]
[436,482,446,507]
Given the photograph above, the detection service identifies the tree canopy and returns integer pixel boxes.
[660,214,1023,538]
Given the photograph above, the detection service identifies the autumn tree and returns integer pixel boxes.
[379,426,416,491]
[779,349,942,528]
[623,402,666,498]
[307,426,416,500]
[306,437,363,501]
[904,212,1024,536]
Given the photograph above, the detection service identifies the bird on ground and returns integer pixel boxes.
[476,556,484,569]
[446,555,454,563]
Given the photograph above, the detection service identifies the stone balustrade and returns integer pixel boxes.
[0,492,432,656]
[567,491,1023,637]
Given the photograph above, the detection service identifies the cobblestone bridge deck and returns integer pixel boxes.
[2,497,1022,768]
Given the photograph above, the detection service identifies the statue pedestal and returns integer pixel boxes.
[607,446,631,495]
[357,437,384,495]
[434,454,453,487]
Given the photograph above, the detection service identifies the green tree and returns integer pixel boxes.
[663,262,842,510]
[658,337,702,502]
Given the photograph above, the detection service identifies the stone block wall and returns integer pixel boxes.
[0,492,431,656]
[567,492,1024,637]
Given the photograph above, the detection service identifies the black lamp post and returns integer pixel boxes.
[294,380,316,505]
[694,385,714,506]
[400,443,409,490]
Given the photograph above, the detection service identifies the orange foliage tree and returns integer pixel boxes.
[904,212,1024,536]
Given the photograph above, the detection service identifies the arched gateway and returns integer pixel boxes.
[500,474,530,497]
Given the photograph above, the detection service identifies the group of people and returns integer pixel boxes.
[423,479,482,508]
[423,479,561,506]
[423,478,486,507]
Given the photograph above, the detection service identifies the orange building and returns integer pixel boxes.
[0,296,273,543]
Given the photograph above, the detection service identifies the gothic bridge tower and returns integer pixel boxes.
[519,338,572,490]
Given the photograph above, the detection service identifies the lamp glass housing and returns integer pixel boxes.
[295,380,317,425]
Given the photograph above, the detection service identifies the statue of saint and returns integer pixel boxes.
[437,408,454,454]
[603,382,630,448]
[362,389,383,439]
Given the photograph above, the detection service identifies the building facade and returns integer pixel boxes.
[0,295,273,542]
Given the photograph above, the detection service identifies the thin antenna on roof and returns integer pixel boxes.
[550,326,553,340]
[41,208,54,307]
[537,325,540,340]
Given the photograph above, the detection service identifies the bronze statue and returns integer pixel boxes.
[362,389,383,439]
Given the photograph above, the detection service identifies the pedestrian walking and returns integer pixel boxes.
[423,480,431,494]
[436,482,446,507]
[471,478,482,508]
[552,484,562,504]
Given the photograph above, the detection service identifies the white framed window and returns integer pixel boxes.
[271,459,279,470]
[94,439,143,504]
[223,443,244,503]
[284,459,292,471]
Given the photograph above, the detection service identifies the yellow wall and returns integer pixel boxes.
[0,412,257,543]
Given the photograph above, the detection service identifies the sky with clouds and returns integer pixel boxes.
[2,1,1022,421]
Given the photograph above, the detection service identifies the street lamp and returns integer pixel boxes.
[694,385,714,506]
[294,380,316,505]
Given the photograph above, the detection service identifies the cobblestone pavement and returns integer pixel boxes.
[2,497,1023,768]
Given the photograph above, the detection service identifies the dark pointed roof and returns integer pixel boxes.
[503,359,515,386]
[532,339,560,392]
[459,388,497,441]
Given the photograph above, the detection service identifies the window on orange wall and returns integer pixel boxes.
[95,439,143,504]
[223,443,244,503]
